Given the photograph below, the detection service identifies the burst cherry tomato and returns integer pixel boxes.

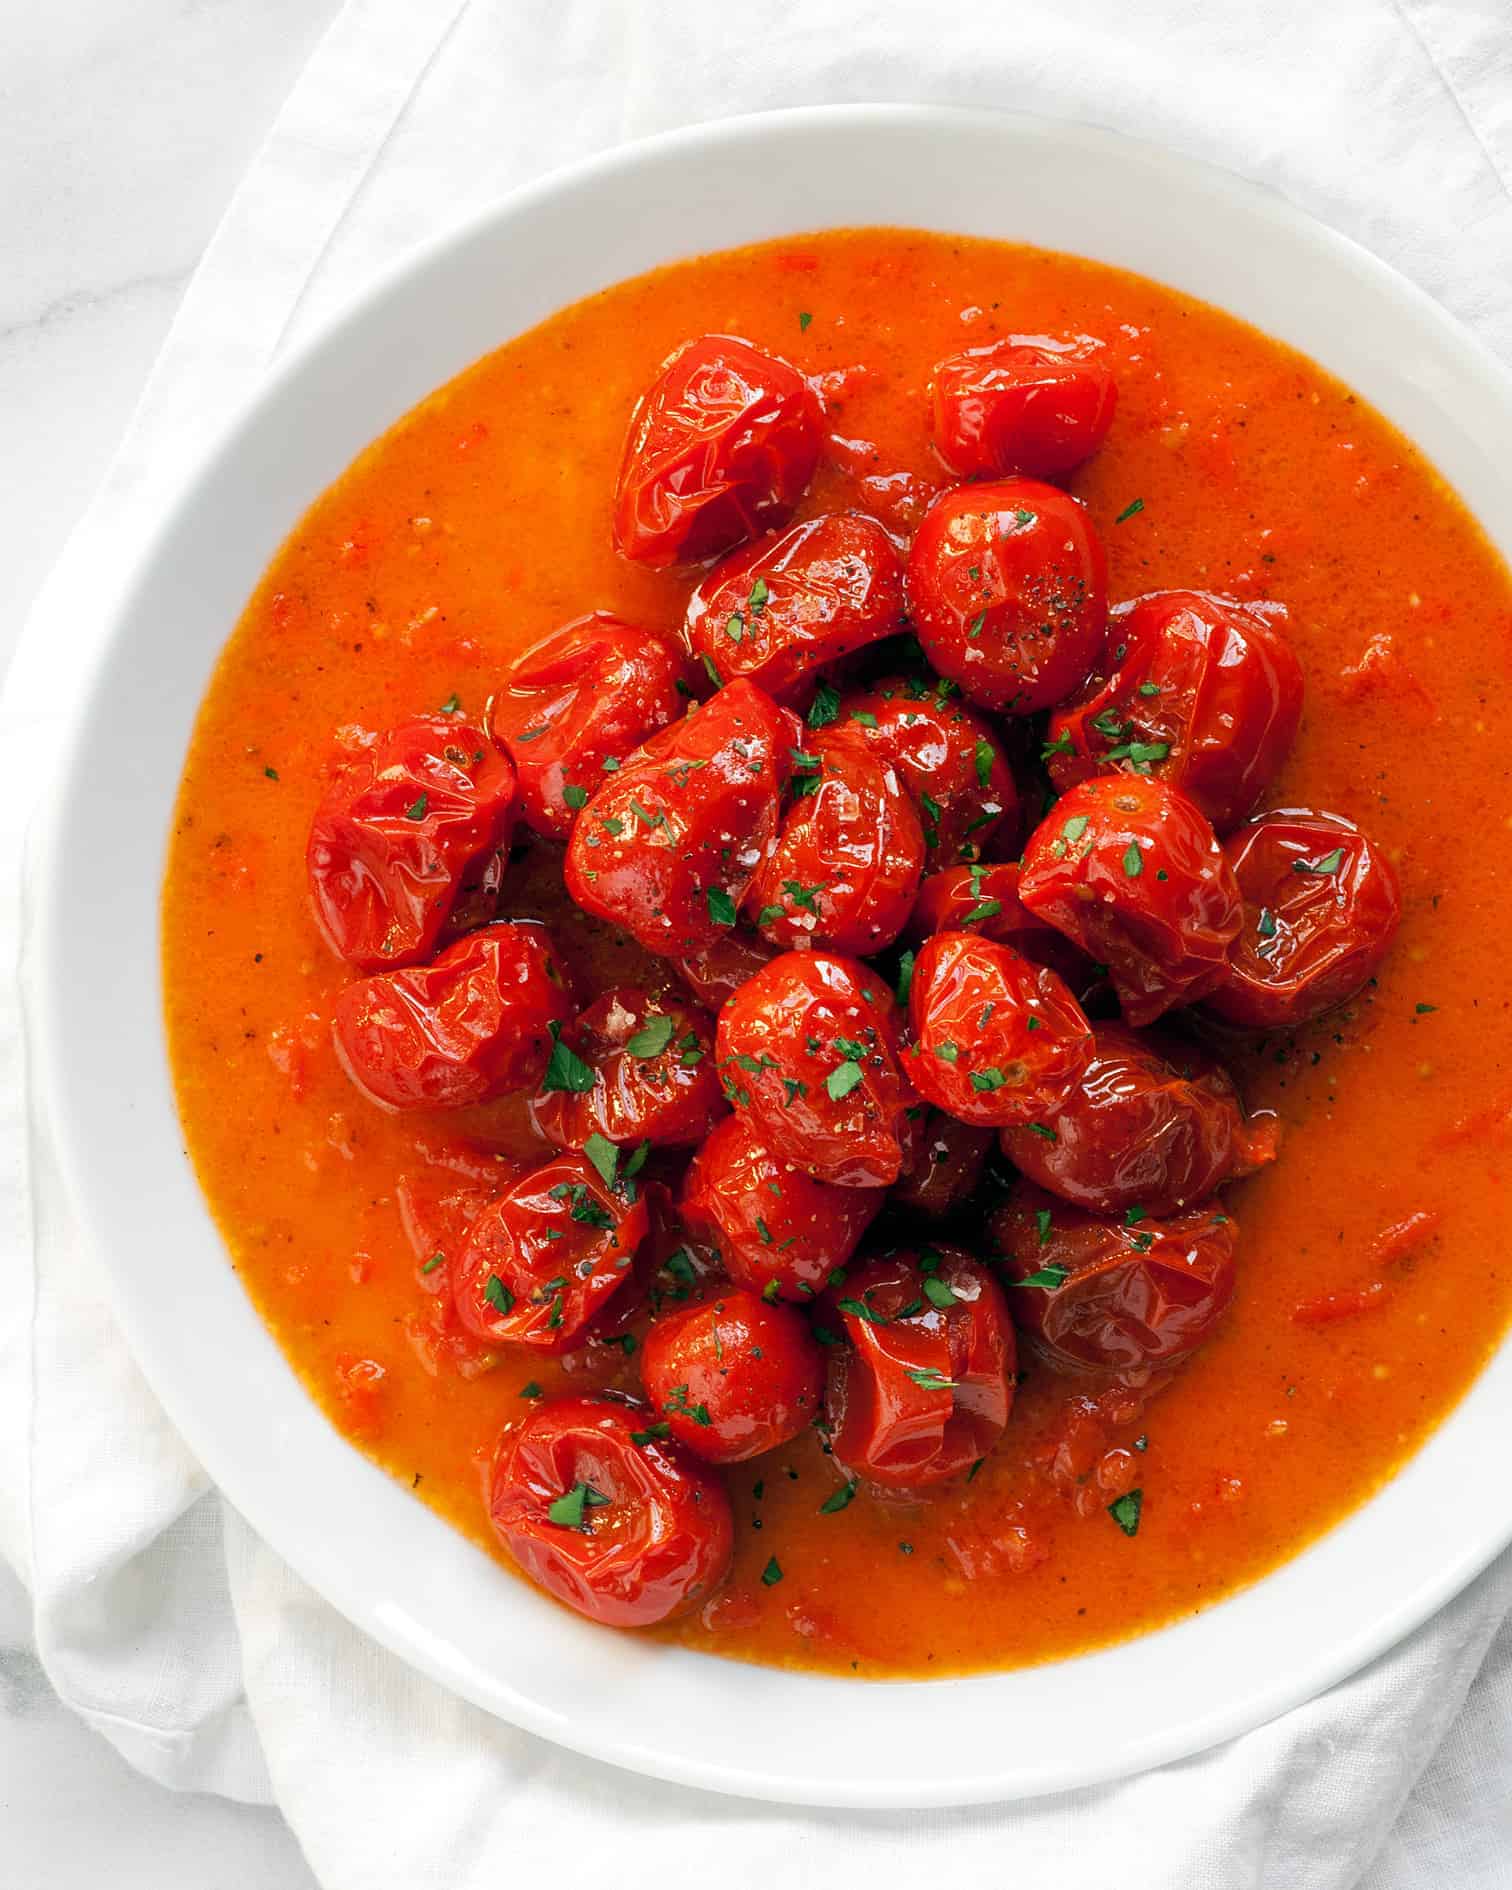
[1203,809,1402,1030]
[488,1395,733,1626]
[673,928,777,1011]
[892,1110,994,1218]
[993,1184,1239,1372]
[825,1248,1015,1488]
[1019,775,1242,1026]
[396,1146,510,1379]
[640,1285,823,1462]
[528,987,723,1151]
[613,335,823,566]
[307,715,515,972]
[1045,591,1304,832]
[564,678,800,960]
[905,479,1107,715]
[931,336,1117,479]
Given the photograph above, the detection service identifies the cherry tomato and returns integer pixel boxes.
[488,1395,733,1626]
[716,950,921,1187]
[993,1184,1239,1373]
[684,512,903,704]
[905,479,1106,715]
[673,927,777,1011]
[489,613,689,838]
[1045,591,1304,832]
[453,1151,647,1352]
[903,861,1095,989]
[825,1248,1015,1488]
[999,1022,1279,1213]
[680,1111,883,1300]
[529,986,724,1150]
[613,335,823,566]
[307,715,515,971]
[746,730,924,954]
[835,674,1018,864]
[931,336,1117,479]
[1202,808,1402,1030]
[904,931,1093,1128]
[640,1285,823,1462]
[564,678,801,960]
[395,1146,510,1379]
[1019,775,1242,1026]
[892,1110,994,1218]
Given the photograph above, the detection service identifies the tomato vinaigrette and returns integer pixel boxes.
[163,230,1512,1677]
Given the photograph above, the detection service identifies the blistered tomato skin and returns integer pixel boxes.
[1203,809,1402,1030]
[640,1286,824,1463]
[680,1111,884,1300]
[528,987,725,1151]
[612,335,824,567]
[892,1110,995,1219]
[684,513,904,704]
[488,1395,733,1627]
[716,950,921,1188]
[1000,1023,1279,1214]
[931,337,1117,480]
[993,1184,1239,1373]
[1045,591,1304,832]
[564,679,801,960]
[673,928,777,1011]
[826,1249,1016,1489]
[307,716,516,972]
[1019,775,1242,1027]
[489,613,689,839]
[905,479,1107,715]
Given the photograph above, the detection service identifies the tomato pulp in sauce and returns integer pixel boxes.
[163,231,1512,1676]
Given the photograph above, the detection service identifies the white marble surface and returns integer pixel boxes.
[1,4,336,1880]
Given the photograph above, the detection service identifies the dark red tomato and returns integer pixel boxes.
[613,335,824,567]
[529,987,723,1151]
[684,512,903,705]
[488,1395,733,1627]
[999,1022,1280,1214]
[1045,591,1304,832]
[993,1184,1239,1373]
[1019,775,1242,1026]
[673,927,777,1011]
[825,1248,1015,1489]
[1203,808,1402,1030]
[835,674,1018,865]
[716,950,921,1188]
[904,931,1093,1128]
[489,613,689,839]
[453,1151,647,1352]
[745,731,924,954]
[931,336,1117,479]
[333,923,572,1111]
[680,1111,883,1301]
[903,862,1095,989]
[892,1110,994,1218]
[307,715,515,972]
[640,1285,823,1462]
[564,679,800,960]
[905,479,1107,715]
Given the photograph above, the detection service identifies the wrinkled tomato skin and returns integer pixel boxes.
[904,862,1095,989]
[1203,808,1402,1030]
[307,715,516,972]
[837,675,1018,865]
[613,335,824,567]
[528,987,724,1151]
[489,613,689,839]
[640,1285,824,1463]
[993,1184,1239,1373]
[905,479,1107,715]
[684,513,904,704]
[453,1151,648,1352]
[825,1249,1015,1489]
[1046,591,1304,832]
[673,928,777,1011]
[564,679,801,959]
[488,1395,733,1627]
[333,922,573,1111]
[999,1022,1279,1214]
[1019,775,1242,1027]
[681,1111,884,1301]
[717,950,922,1188]
[931,337,1117,480]
[892,1110,995,1219]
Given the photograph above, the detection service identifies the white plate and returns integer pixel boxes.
[38,105,1512,1807]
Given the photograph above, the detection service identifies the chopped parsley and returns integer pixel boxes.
[1122,841,1144,878]
[808,681,840,728]
[1017,1263,1069,1289]
[484,1274,515,1316]
[826,1060,865,1101]
[819,1480,857,1515]
[1114,498,1145,524]
[706,885,737,926]
[626,1013,675,1059]
[421,1252,445,1274]
[1293,847,1345,876]
[1108,1489,1143,1536]
[562,784,589,810]
[974,738,995,788]
[895,949,916,1005]
[404,792,428,821]
[761,1555,784,1586]
[547,1481,611,1531]
[582,1133,619,1188]
[541,1023,596,1094]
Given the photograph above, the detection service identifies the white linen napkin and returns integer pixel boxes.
[7,1,1512,1882]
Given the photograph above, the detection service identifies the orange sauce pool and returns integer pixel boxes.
[163,229,1512,1676]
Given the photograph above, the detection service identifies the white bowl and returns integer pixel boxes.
[39,105,1512,1807]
